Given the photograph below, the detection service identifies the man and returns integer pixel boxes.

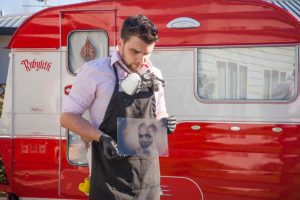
[135,123,158,157]
[60,15,176,199]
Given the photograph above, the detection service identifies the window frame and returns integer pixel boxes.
[66,29,109,166]
[66,129,89,166]
[66,29,109,76]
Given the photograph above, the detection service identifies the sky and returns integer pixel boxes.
[0,0,91,16]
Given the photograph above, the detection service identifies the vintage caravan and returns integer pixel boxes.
[0,0,300,199]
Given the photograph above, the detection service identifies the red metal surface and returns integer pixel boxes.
[59,140,88,198]
[0,184,13,193]
[61,10,116,48]
[8,0,116,49]
[161,122,300,200]
[10,138,60,198]
[1,121,299,199]
[8,0,300,49]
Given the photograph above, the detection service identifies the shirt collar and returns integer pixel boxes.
[110,48,133,74]
[110,47,153,74]
[110,47,121,67]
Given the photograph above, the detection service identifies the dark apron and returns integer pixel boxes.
[89,64,160,200]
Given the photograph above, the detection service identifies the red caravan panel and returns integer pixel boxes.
[161,122,300,200]
[117,0,300,47]
[8,0,116,48]
[0,138,61,198]
[8,0,300,49]
[60,10,116,47]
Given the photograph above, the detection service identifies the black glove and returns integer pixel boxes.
[100,134,120,160]
[161,116,177,134]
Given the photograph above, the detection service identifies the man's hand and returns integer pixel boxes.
[161,116,177,134]
[100,134,120,160]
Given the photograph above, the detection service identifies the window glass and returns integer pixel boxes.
[197,46,297,100]
[263,70,271,99]
[67,131,89,165]
[68,30,108,74]
[217,61,226,98]
[228,62,237,99]
[239,66,247,99]
[68,110,91,165]
[271,70,279,90]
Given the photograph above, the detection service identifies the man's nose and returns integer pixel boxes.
[137,55,147,66]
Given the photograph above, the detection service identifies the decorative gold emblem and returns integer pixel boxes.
[80,37,96,61]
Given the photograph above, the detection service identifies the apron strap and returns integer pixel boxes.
[112,64,119,91]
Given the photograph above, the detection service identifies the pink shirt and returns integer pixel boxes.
[62,49,168,129]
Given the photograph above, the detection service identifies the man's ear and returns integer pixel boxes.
[117,38,124,50]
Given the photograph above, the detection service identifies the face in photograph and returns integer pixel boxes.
[138,123,154,149]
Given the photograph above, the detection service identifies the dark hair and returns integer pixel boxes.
[138,122,147,132]
[147,124,158,134]
[137,123,157,135]
[121,15,158,44]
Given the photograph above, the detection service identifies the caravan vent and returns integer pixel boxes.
[167,17,200,29]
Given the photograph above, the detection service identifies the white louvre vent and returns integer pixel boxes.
[267,0,300,20]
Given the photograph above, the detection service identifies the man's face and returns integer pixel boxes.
[138,126,154,149]
[118,36,155,72]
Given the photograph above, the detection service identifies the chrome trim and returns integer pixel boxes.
[176,119,300,125]
[12,135,60,139]
[0,135,12,138]
[160,175,204,199]
[272,127,283,133]
[230,126,241,131]
[191,125,201,130]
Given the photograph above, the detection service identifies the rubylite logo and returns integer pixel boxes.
[21,59,52,72]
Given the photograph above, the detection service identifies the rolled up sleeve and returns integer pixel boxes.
[152,68,169,119]
[62,64,98,115]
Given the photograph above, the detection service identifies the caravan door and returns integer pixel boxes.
[60,10,115,198]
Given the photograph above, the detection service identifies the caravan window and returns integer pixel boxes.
[67,131,89,165]
[67,30,109,75]
[67,111,91,165]
[66,30,109,165]
[197,46,297,101]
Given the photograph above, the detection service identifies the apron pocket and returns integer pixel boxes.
[139,157,160,189]
[110,156,160,191]
[110,157,141,191]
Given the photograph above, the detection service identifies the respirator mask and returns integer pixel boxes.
[121,70,166,95]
